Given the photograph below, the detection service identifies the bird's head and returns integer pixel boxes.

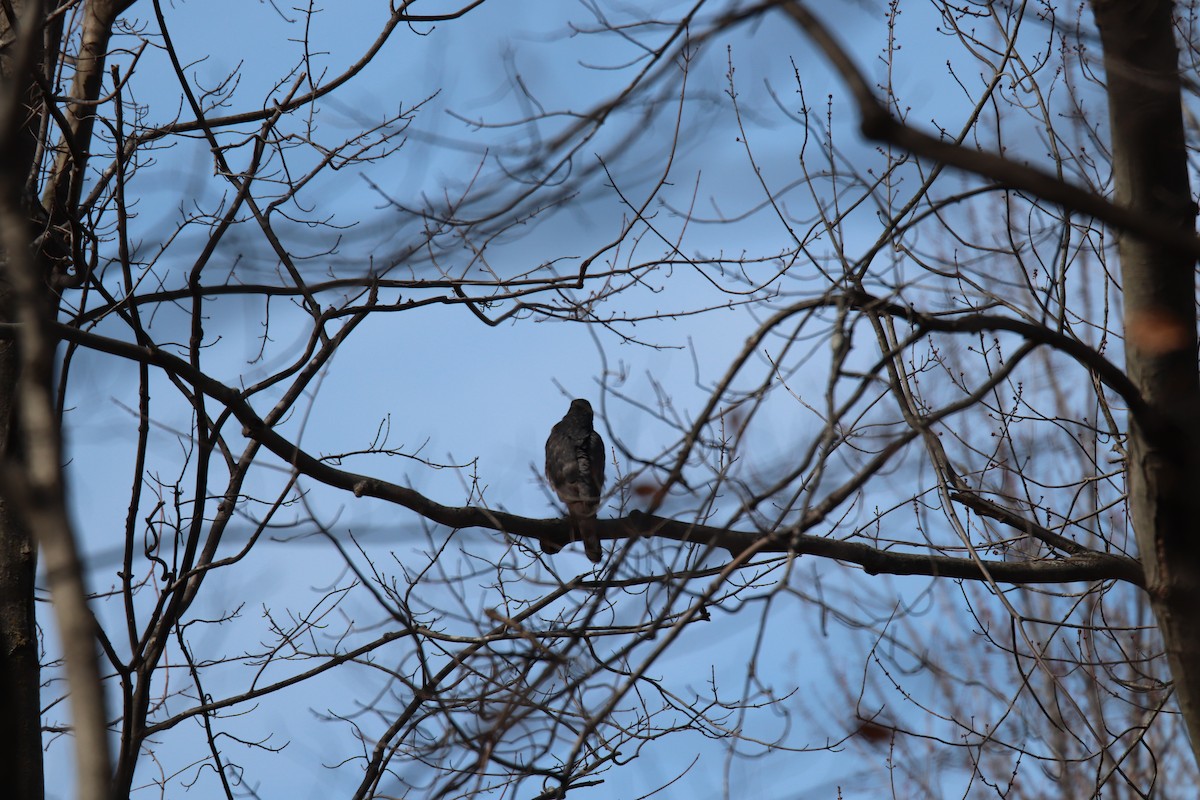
[568,398,593,422]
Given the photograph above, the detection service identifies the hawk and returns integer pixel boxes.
[544,398,605,563]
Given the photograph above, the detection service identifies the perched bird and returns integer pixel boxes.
[544,398,606,563]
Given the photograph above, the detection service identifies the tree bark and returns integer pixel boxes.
[0,2,48,798]
[1092,0,1200,763]
[0,421,42,800]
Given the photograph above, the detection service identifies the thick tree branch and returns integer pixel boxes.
[46,324,1147,590]
[780,1,1200,259]
[610,512,1144,587]
[842,288,1157,435]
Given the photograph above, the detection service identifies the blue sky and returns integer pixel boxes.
[39,1,1163,798]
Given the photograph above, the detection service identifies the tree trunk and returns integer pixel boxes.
[1093,0,1200,763]
[0,428,42,800]
[0,2,47,798]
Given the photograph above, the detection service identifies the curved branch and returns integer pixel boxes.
[50,324,1148,591]
[781,1,1200,258]
[844,288,1157,434]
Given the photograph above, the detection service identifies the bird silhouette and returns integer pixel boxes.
[544,398,605,562]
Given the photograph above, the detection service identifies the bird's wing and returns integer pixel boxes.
[545,422,577,491]
[584,430,605,493]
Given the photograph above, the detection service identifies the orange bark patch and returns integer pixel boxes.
[1126,309,1194,355]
